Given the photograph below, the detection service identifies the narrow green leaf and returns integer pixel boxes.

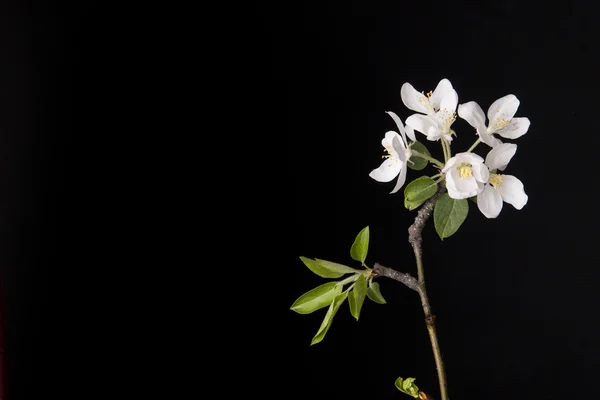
[395,377,420,398]
[350,226,369,263]
[315,259,359,275]
[434,193,469,239]
[407,141,430,171]
[311,292,347,345]
[469,195,478,204]
[366,281,386,304]
[403,177,437,211]
[299,257,344,278]
[348,275,367,320]
[290,282,342,314]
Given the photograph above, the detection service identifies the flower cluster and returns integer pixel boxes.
[370,78,530,219]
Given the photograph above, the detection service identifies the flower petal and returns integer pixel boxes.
[405,124,416,142]
[498,175,528,210]
[390,162,407,194]
[386,111,407,146]
[485,143,517,170]
[458,101,486,132]
[454,152,485,165]
[479,131,503,147]
[401,83,429,114]
[382,131,401,148]
[439,89,458,113]
[496,117,530,140]
[444,169,462,199]
[369,158,402,182]
[477,184,503,218]
[487,94,520,129]
[392,135,407,163]
[443,153,484,174]
[471,162,489,183]
[430,78,454,112]
[405,114,441,141]
[446,168,481,199]
[442,155,459,173]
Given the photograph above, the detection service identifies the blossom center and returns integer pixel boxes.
[492,116,510,130]
[439,109,457,133]
[419,90,435,112]
[382,145,399,165]
[457,163,473,178]
[489,173,504,189]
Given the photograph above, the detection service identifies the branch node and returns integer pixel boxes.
[425,314,436,326]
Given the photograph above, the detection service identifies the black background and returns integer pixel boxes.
[0,2,173,399]
[254,1,600,400]
[3,1,600,399]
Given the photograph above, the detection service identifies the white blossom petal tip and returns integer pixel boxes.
[485,143,517,171]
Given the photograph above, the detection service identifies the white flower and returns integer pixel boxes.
[400,78,455,116]
[477,143,528,218]
[457,94,531,147]
[405,107,458,142]
[442,153,489,199]
[369,112,413,194]
[403,79,459,142]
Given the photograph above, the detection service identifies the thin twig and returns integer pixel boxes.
[372,263,418,292]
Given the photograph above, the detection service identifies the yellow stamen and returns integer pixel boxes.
[493,113,511,130]
[381,145,398,165]
[418,90,435,108]
[458,163,472,178]
[439,109,457,133]
[489,173,504,189]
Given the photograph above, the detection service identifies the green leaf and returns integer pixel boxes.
[311,292,347,345]
[299,257,344,278]
[366,281,386,304]
[404,177,438,211]
[469,195,478,204]
[348,275,367,320]
[290,282,343,314]
[315,259,358,275]
[395,377,420,398]
[408,141,430,171]
[350,226,369,263]
[298,257,356,278]
[404,197,420,211]
[434,193,469,239]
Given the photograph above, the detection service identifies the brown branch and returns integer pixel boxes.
[408,185,444,285]
[372,263,418,292]
[374,185,449,400]
[410,185,448,400]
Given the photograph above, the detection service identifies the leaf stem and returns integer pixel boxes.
[440,140,448,163]
[442,138,451,163]
[467,138,481,153]
[433,176,445,185]
[337,273,360,287]
[411,151,444,168]
[343,282,356,294]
